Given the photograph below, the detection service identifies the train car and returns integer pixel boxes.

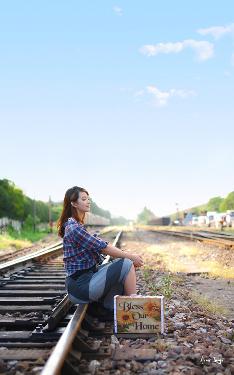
[84,212,110,226]
[147,217,171,226]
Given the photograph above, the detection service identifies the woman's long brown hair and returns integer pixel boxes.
[57,186,89,237]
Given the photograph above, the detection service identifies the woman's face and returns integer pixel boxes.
[73,191,91,213]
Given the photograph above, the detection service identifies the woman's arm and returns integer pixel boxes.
[102,244,144,267]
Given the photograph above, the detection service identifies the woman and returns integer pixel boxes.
[57,186,143,317]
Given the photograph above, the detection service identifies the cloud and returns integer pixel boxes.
[145,85,196,107]
[113,6,123,16]
[133,86,196,107]
[140,39,214,61]
[197,23,234,39]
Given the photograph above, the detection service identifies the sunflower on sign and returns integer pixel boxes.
[117,310,135,326]
[144,301,160,319]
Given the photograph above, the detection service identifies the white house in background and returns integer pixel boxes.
[214,213,227,228]
[226,211,234,227]
[197,215,206,225]
[205,212,217,227]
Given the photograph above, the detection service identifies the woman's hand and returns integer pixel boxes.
[129,253,144,268]
[102,245,144,267]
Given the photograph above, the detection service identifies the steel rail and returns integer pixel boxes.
[41,304,88,375]
[0,241,63,272]
[0,226,114,273]
[41,230,122,375]
[101,230,122,264]
[156,230,234,248]
[138,226,234,248]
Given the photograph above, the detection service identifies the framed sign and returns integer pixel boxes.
[114,295,164,334]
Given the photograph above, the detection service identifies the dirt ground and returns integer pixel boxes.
[121,228,234,320]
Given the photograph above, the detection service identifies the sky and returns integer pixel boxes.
[0,1,234,220]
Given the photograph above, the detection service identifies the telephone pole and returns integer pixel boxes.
[48,196,53,233]
[33,198,36,232]
[175,202,179,222]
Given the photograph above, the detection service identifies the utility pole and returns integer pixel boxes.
[33,198,36,232]
[175,202,179,222]
[48,196,53,233]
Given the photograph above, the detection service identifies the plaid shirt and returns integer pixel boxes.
[63,217,109,276]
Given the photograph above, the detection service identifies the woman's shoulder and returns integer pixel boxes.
[64,217,84,233]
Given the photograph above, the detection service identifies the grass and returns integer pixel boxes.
[151,339,171,351]
[142,267,151,281]
[189,290,229,316]
[142,268,174,299]
[207,226,234,235]
[197,261,234,279]
[0,228,51,250]
[160,274,173,298]
[142,242,234,279]
[143,267,230,318]
[0,234,31,250]
[8,227,50,242]
[144,244,195,273]
[176,245,203,257]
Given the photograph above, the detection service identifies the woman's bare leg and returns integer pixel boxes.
[124,265,137,295]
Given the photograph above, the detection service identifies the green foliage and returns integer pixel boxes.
[0,179,25,220]
[219,191,234,212]
[0,234,31,250]
[23,214,40,230]
[0,179,50,223]
[7,226,49,242]
[137,207,156,224]
[90,201,111,219]
[51,204,62,221]
[0,178,126,225]
[200,192,234,214]
[172,191,234,218]
[142,268,173,299]
[160,274,173,298]
[207,196,224,212]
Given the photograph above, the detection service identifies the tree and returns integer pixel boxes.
[220,191,234,212]
[0,179,52,223]
[0,179,24,219]
[0,181,11,217]
[136,207,156,224]
[0,178,124,225]
[51,204,62,222]
[90,201,111,219]
[207,196,223,212]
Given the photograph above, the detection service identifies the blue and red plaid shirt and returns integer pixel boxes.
[63,217,109,276]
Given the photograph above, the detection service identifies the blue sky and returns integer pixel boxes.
[0,1,234,219]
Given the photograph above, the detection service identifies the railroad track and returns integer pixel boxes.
[1,228,233,374]
[41,231,123,375]
[0,240,60,264]
[0,227,114,266]
[138,226,234,249]
[0,228,117,375]
[41,229,234,375]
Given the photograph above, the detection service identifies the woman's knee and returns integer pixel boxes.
[128,263,136,276]
[123,258,133,268]
[113,257,133,270]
